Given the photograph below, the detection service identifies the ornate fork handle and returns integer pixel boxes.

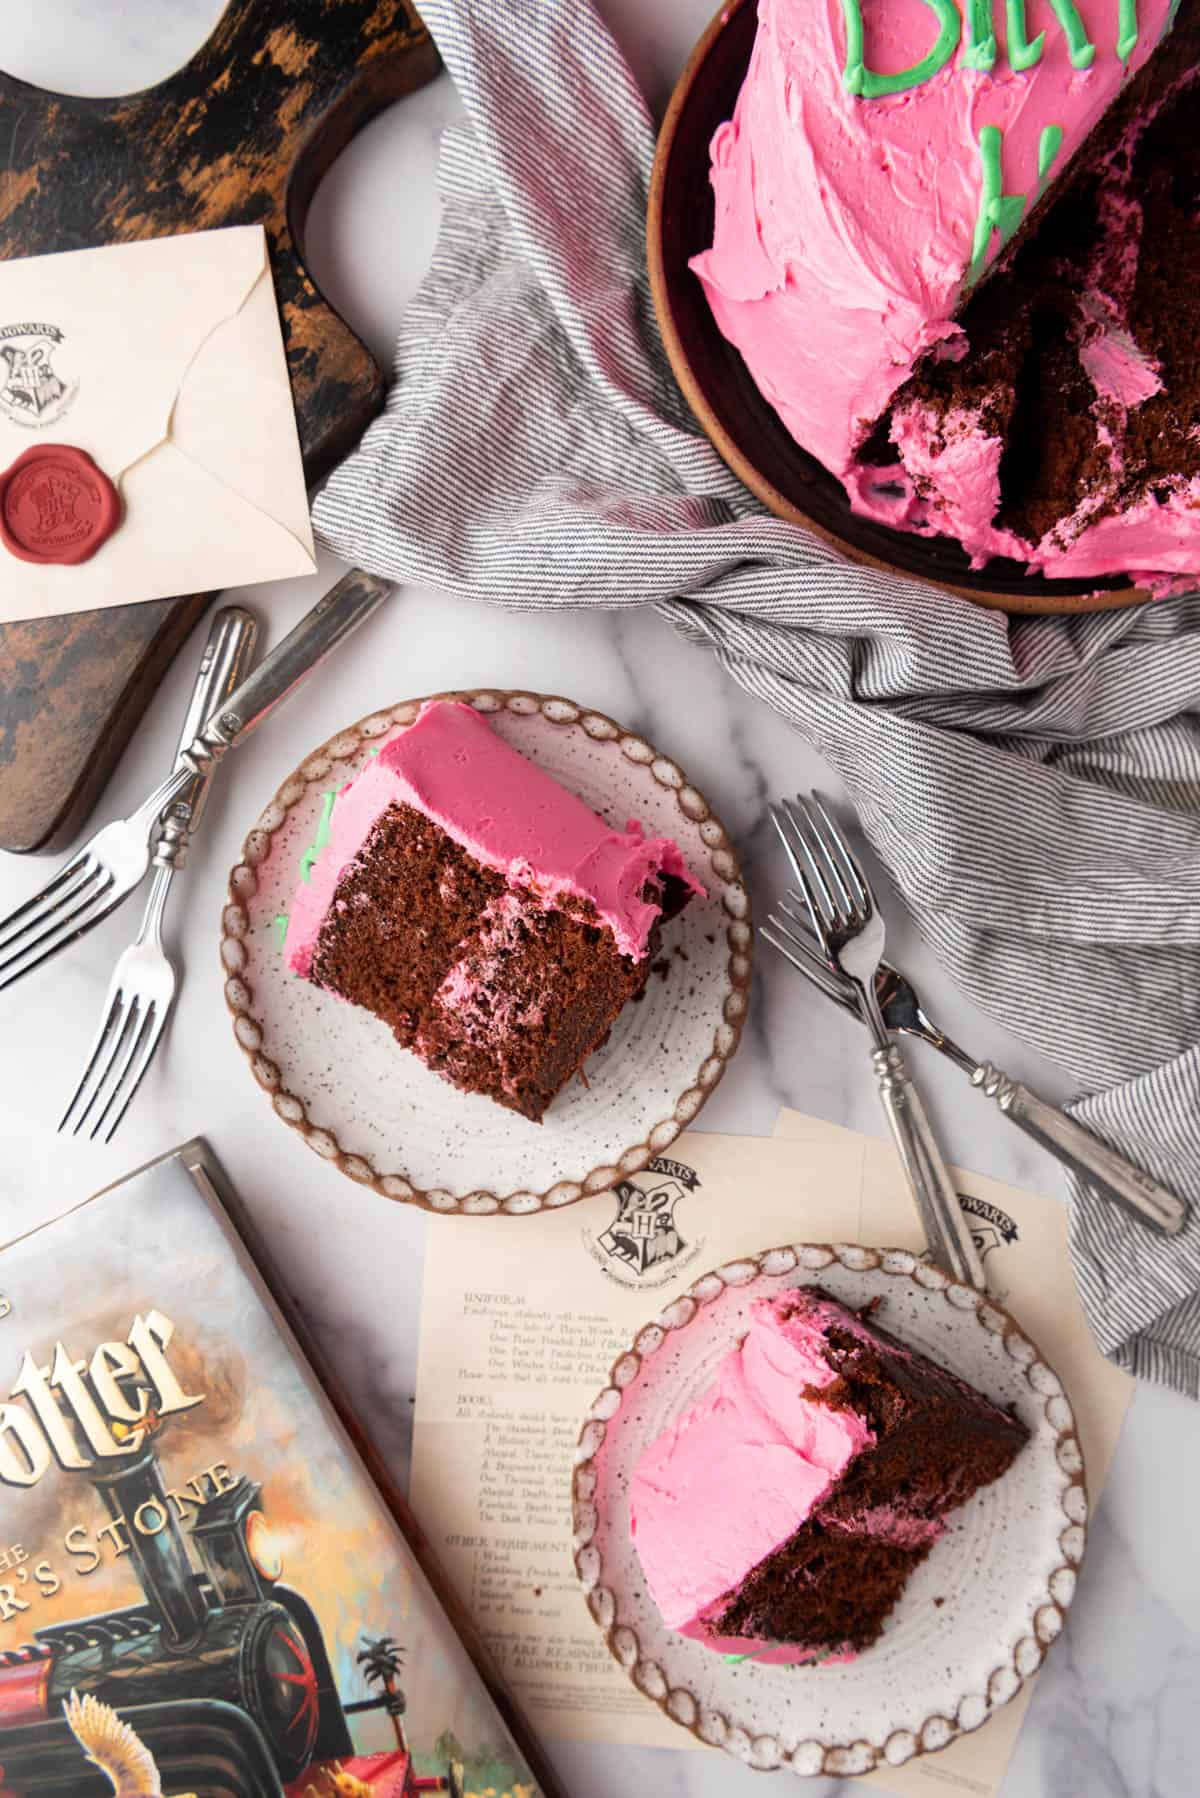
[180,568,391,778]
[971,1062,1186,1236]
[153,605,259,871]
[872,1043,987,1287]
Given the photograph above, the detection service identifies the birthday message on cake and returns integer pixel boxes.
[839,0,1155,275]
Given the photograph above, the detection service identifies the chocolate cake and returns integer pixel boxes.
[630,1288,1028,1662]
[284,700,702,1122]
[694,0,1200,587]
[858,4,1200,584]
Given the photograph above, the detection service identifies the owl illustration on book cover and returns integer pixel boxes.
[0,1157,537,1798]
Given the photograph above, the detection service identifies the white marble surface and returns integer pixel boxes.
[0,5,1197,1796]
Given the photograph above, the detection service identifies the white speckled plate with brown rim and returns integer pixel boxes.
[572,1244,1087,1778]
[220,690,752,1213]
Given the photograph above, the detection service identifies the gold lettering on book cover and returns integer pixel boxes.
[0,1308,205,1490]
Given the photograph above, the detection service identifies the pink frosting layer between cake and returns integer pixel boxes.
[285,700,704,976]
[629,1293,875,1648]
[693,0,1181,582]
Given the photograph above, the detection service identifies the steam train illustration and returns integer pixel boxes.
[0,1433,463,1797]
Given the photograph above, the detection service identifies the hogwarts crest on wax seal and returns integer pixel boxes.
[0,443,121,566]
[0,322,77,428]
[582,1155,706,1288]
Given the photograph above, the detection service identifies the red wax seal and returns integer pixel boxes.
[0,443,121,566]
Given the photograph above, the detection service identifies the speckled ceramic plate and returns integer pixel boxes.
[221,690,751,1213]
[573,1244,1086,1778]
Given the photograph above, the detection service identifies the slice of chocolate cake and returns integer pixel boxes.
[284,700,702,1122]
[630,1288,1028,1663]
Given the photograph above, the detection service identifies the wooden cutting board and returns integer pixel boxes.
[0,0,439,853]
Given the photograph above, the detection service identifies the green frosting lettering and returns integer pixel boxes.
[1037,122,1065,191]
[964,0,997,68]
[1005,0,1045,68]
[968,125,1026,283]
[273,913,290,949]
[841,0,961,97]
[1117,0,1139,60]
[1047,0,1096,66]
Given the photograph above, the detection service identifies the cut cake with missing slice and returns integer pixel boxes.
[693,0,1199,586]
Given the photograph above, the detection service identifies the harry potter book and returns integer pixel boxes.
[0,1141,560,1798]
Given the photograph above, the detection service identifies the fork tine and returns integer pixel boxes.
[769,801,807,889]
[778,892,837,963]
[764,912,842,979]
[784,796,843,927]
[89,1000,157,1142]
[0,872,114,991]
[770,805,830,946]
[73,996,141,1138]
[812,793,872,916]
[0,855,92,952]
[796,794,857,921]
[96,1006,167,1143]
[59,986,128,1134]
[762,918,854,1002]
[786,868,828,952]
[761,921,813,976]
[772,800,838,934]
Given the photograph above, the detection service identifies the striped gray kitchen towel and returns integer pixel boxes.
[312,0,1200,1393]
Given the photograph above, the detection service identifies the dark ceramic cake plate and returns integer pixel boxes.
[647,0,1144,616]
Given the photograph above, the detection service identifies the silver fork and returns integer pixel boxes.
[0,566,390,992]
[0,766,197,991]
[59,607,258,1141]
[769,794,987,1289]
[762,914,1187,1237]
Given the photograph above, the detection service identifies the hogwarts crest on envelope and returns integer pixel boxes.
[0,225,315,621]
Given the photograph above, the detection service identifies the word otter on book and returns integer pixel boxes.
[0,1309,203,1489]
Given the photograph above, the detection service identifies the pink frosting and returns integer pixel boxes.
[1079,323,1163,406]
[694,0,1181,581]
[826,1504,946,1549]
[850,401,1200,576]
[629,1294,874,1636]
[679,1621,858,1667]
[285,700,703,976]
[415,891,548,1093]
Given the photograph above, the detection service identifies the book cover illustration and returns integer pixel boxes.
[0,1147,539,1798]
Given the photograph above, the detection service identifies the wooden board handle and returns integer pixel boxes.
[0,0,440,852]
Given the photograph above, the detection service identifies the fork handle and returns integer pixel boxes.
[155,607,259,869]
[970,1063,1187,1236]
[183,568,391,772]
[872,1042,988,1288]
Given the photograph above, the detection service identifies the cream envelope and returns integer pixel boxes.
[0,225,316,621]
